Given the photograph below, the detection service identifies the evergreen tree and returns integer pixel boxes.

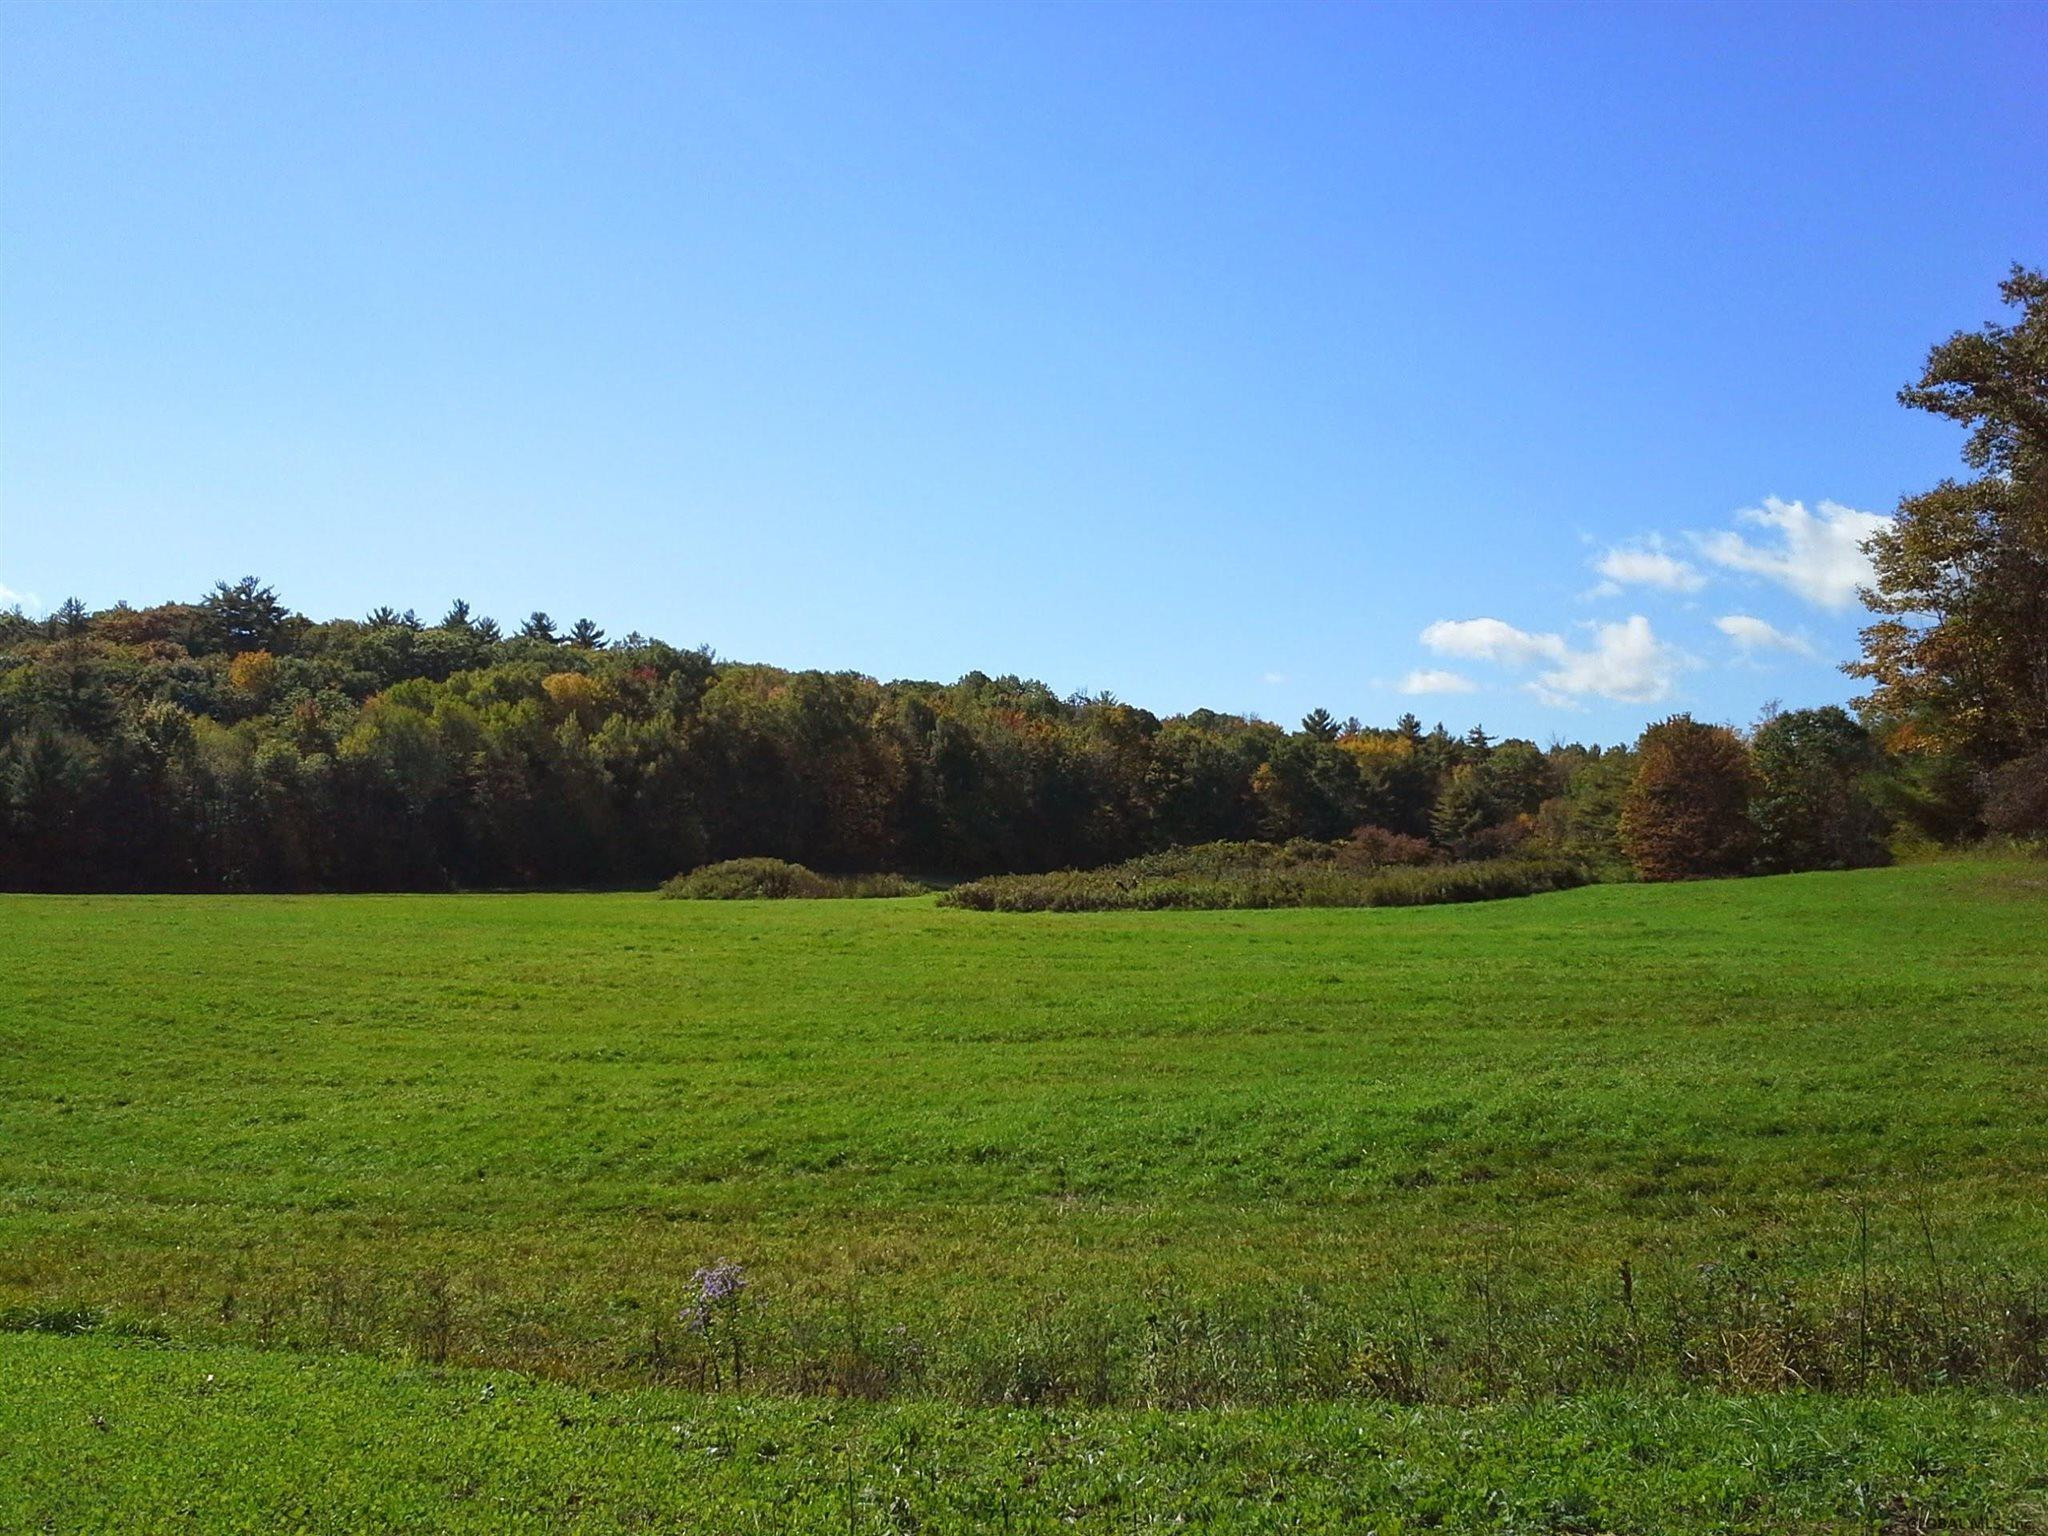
[1750,706,1889,872]
[197,577,289,655]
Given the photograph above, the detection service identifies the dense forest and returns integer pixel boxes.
[0,576,2004,892]
[0,580,1642,890]
[4,269,2042,893]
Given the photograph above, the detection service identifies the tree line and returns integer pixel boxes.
[0,582,1625,890]
[0,582,1965,892]
[2,269,2042,892]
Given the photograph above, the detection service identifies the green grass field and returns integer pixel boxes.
[7,1335,2046,1533]
[4,859,2046,1529]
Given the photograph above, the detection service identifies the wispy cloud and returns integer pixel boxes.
[1422,613,1683,706]
[1260,670,1288,686]
[1419,617,1568,666]
[1715,613,1818,658]
[1398,667,1476,695]
[0,580,39,613]
[1694,497,1887,611]
[1588,538,1705,597]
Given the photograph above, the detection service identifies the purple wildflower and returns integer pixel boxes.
[683,1259,747,1333]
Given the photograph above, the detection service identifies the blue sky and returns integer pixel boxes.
[4,1,2043,742]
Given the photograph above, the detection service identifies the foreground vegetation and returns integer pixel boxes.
[7,1334,2047,1533]
[4,859,2043,1408]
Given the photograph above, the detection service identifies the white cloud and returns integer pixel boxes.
[0,580,39,613]
[1694,497,1888,611]
[1591,540,1706,595]
[1398,668,1476,695]
[1527,615,1684,706]
[1421,613,1683,707]
[1420,617,1568,666]
[1715,613,1818,658]
[1260,671,1288,686]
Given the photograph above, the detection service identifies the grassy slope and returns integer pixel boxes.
[5,1335,2046,1533]
[1,860,2046,1524]
[4,861,2044,1363]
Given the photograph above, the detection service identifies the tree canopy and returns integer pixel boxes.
[1,585,1622,891]
[1851,265,2048,763]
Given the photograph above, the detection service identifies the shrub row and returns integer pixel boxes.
[658,858,928,901]
[937,846,1593,913]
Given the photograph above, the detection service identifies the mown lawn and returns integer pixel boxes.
[2,859,2045,1526]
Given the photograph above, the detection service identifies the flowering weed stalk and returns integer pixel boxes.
[684,1260,749,1388]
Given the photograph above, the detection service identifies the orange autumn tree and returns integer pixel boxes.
[1619,716,1758,880]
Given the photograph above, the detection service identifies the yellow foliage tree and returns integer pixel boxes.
[1335,731,1413,767]
[542,671,603,724]
[227,649,278,697]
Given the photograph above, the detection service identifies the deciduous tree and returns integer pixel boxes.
[1852,266,2048,763]
[1619,716,1757,880]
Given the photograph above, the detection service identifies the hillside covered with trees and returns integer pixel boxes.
[0,578,1994,893]
[0,580,1636,890]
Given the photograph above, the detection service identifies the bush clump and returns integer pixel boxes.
[660,859,928,900]
[1983,746,2048,842]
[938,843,1591,913]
